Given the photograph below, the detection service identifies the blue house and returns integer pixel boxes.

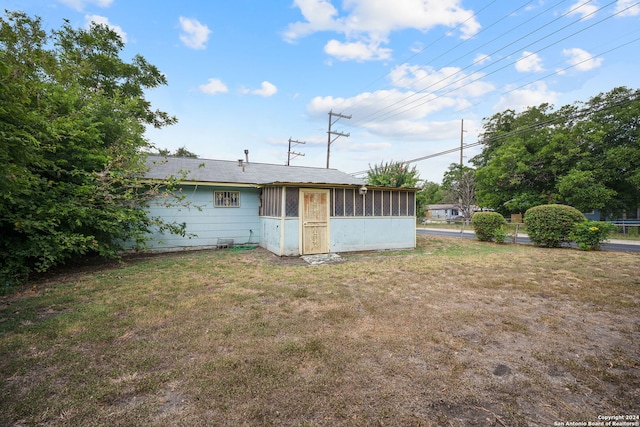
[144,155,417,256]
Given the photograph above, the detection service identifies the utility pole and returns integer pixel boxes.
[326,110,351,168]
[287,138,305,166]
[460,118,466,167]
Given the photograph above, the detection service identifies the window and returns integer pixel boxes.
[373,190,383,216]
[285,187,299,217]
[334,188,344,216]
[344,189,355,216]
[330,188,415,217]
[260,187,282,217]
[214,191,240,207]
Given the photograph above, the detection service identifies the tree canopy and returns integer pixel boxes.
[366,160,421,188]
[157,146,199,158]
[0,11,180,284]
[472,87,640,217]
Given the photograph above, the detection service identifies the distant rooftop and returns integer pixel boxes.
[144,155,365,186]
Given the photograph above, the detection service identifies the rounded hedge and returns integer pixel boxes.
[471,212,507,242]
[524,204,586,247]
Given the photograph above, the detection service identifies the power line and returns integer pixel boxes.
[349,0,572,127]
[349,91,640,176]
[342,1,640,153]
[343,0,508,115]
[353,0,623,127]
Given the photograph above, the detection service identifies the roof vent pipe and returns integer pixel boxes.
[244,149,249,163]
[238,159,245,172]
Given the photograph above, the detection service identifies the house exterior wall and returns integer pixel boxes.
[258,217,282,255]
[330,217,416,252]
[145,184,416,256]
[261,185,416,255]
[260,217,301,256]
[145,185,261,250]
[259,216,415,255]
[426,205,459,219]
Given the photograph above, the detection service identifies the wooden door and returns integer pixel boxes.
[300,189,329,255]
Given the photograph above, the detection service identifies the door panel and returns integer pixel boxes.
[301,189,329,255]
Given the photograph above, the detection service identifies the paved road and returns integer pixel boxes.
[417,228,640,253]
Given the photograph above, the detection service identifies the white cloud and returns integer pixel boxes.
[338,0,480,39]
[306,89,462,142]
[84,14,127,43]
[252,81,278,97]
[515,51,544,72]
[283,0,340,41]
[615,0,640,16]
[389,64,495,97]
[307,89,455,123]
[178,17,211,50]
[566,1,599,20]
[494,82,559,112]
[473,53,491,65]
[562,48,603,71]
[59,0,113,11]
[284,0,480,61]
[305,60,496,141]
[199,78,228,95]
[324,39,391,61]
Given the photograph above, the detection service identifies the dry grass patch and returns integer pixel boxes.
[1,236,638,426]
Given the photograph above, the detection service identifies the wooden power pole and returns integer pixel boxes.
[287,138,305,166]
[460,118,466,167]
[326,110,351,168]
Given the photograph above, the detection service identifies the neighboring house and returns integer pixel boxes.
[143,155,417,256]
[424,204,461,221]
[583,208,640,222]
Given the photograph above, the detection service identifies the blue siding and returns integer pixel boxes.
[259,218,299,256]
[330,217,415,252]
[146,185,261,250]
[259,217,282,255]
[282,219,300,255]
[145,185,416,256]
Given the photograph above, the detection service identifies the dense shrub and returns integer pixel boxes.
[471,212,507,242]
[570,221,617,251]
[524,204,585,247]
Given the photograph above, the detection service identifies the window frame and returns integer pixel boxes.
[214,190,241,208]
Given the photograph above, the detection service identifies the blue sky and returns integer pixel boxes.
[6,0,640,183]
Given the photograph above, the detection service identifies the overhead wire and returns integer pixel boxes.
[349,0,573,126]
[349,88,640,176]
[352,0,621,128]
[343,0,512,114]
[347,0,502,98]
[343,0,640,166]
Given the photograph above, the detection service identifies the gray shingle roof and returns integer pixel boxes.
[145,155,365,186]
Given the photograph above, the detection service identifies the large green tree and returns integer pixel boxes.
[472,87,640,217]
[0,11,181,284]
